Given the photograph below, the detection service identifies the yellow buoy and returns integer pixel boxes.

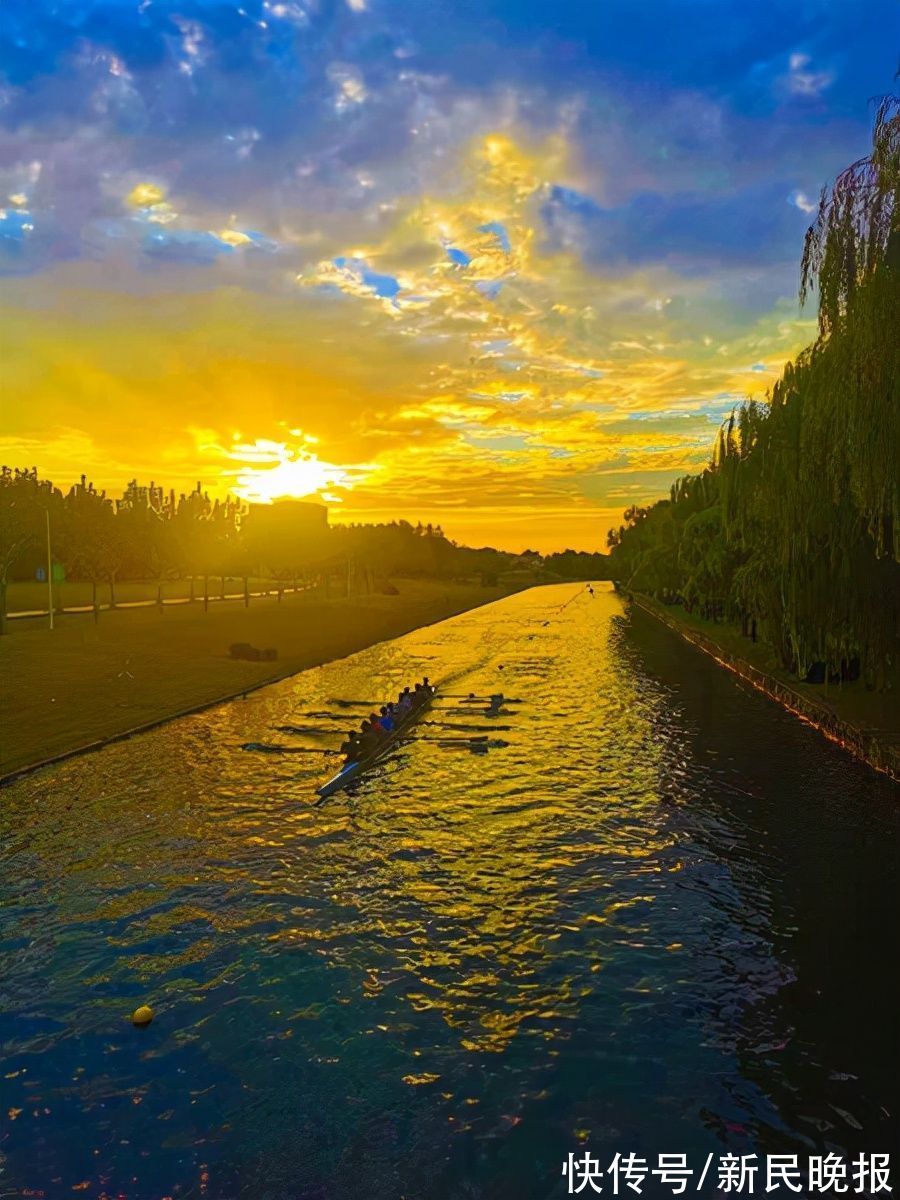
[131,1005,154,1027]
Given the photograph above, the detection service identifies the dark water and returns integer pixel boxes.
[2,584,898,1199]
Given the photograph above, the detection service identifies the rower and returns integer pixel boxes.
[340,730,361,760]
[397,687,412,712]
[357,719,380,753]
[367,711,387,736]
[484,692,504,715]
[379,704,395,733]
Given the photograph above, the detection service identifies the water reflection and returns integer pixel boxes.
[1,584,897,1199]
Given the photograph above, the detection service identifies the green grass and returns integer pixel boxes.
[0,579,521,778]
[640,597,899,743]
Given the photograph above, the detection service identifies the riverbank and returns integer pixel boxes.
[631,593,900,783]
[0,579,521,781]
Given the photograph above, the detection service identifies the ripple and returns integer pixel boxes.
[1,585,898,1199]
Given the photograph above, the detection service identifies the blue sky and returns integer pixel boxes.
[1,0,896,548]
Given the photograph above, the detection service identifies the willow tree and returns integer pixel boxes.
[800,92,899,560]
[608,93,899,686]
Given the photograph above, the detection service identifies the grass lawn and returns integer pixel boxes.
[0,579,520,778]
[640,596,899,745]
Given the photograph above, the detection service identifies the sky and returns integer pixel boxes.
[1,1,896,551]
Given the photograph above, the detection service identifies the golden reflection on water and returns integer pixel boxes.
[5,587,672,1055]
[4,583,761,1195]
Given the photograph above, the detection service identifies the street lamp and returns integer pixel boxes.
[44,506,54,631]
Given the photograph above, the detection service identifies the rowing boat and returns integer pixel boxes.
[315,684,436,801]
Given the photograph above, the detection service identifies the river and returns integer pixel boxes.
[2,583,897,1199]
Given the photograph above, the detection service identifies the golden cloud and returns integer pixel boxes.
[0,129,813,550]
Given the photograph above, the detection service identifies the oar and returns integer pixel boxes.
[415,734,490,745]
[296,710,363,720]
[423,721,513,732]
[433,736,509,750]
[242,742,343,755]
[276,724,335,735]
[435,693,521,701]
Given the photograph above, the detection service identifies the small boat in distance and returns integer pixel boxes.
[315,683,437,801]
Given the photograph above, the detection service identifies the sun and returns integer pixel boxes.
[229,438,354,504]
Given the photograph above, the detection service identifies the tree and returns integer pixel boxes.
[607,94,899,686]
[0,467,44,634]
[62,480,119,615]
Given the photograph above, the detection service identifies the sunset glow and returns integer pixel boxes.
[1,1,894,549]
[229,439,367,505]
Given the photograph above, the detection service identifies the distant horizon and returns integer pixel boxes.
[4,464,616,555]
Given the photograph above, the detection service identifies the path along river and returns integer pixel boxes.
[2,584,898,1199]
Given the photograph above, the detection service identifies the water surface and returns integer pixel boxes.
[2,584,897,1198]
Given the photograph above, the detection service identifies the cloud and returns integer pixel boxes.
[0,0,888,548]
[76,180,282,267]
[329,255,404,302]
[788,189,817,214]
[263,2,314,27]
[140,227,241,264]
[541,179,815,274]
[786,53,834,99]
[327,63,368,113]
[126,182,166,209]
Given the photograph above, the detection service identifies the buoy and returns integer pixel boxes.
[131,1005,154,1027]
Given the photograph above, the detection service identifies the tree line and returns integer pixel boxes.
[0,469,610,631]
[607,95,899,689]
